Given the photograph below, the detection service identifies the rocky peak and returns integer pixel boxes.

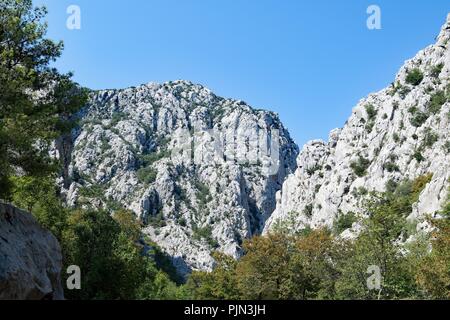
[61,80,298,274]
[265,14,450,236]
[437,13,450,42]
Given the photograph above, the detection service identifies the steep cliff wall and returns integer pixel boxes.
[0,204,64,300]
[61,80,298,273]
[265,14,450,236]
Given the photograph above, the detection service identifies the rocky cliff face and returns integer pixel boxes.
[265,14,450,236]
[0,204,64,300]
[57,14,450,275]
[60,81,298,274]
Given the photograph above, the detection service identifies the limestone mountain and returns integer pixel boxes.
[265,14,450,237]
[57,80,298,274]
[56,14,450,277]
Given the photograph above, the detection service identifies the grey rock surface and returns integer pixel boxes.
[60,80,298,274]
[265,14,450,237]
[0,204,64,300]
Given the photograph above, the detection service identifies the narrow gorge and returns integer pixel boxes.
[55,14,450,276]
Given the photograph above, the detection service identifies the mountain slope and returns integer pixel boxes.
[59,80,298,274]
[265,14,450,236]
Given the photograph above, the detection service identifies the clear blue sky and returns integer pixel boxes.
[35,0,449,147]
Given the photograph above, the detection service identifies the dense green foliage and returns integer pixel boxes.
[61,209,183,300]
[185,175,449,300]
[405,68,424,86]
[350,156,371,177]
[3,1,449,301]
[364,104,378,133]
[415,197,450,299]
[0,0,88,199]
[333,212,357,235]
[16,173,447,300]
[137,166,158,184]
[11,177,185,300]
[3,1,182,300]
[428,90,447,114]
[430,63,444,78]
[410,111,429,127]
[365,104,378,121]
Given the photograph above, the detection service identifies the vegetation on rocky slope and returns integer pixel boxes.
[186,179,450,300]
[2,0,449,300]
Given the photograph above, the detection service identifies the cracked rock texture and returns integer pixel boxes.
[265,14,450,236]
[60,80,298,274]
[0,204,64,300]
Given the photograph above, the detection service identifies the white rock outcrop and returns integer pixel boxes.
[60,81,298,274]
[0,204,64,300]
[265,14,450,235]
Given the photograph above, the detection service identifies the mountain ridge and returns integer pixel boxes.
[55,13,450,276]
[57,79,299,274]
[264,13,450,237]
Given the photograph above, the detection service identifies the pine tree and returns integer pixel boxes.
[0,0,87,199]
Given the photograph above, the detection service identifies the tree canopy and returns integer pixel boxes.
[0,0,87,199]
[184,177,450,300]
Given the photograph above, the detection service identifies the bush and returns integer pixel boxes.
[443,141,450,154]
[109,112,127,127]
[333,212,357,234]
[364,104,378,133]
[385,179,398,193]
[389,82,401,96]
[303,204,314,217]
[193,225,218,248]
[412,149,425,163]
[365,104,378,120]
[430,63,444,78]
[398,86,411,99]
[148,211,167,228]
[427,91,447,114]
[306,164,321,176]
[137,167,158,184]
[358,187,368,196]
[194,180,212,206]
[383,161,400,173]
[410,111,429,127]
[405,68,424,86]
[350,156,371,177]
[393,133,400,143]
[178,217,187,227]
[423,129,439,148]
[139,149,171,167]
[408,106,418,114]
[79,184,105,198]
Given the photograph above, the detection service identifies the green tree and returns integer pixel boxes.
[405,68,424,86]
[415,194,450,299]
[113,209,142,242]
[334,178,431,299]
[10,175,68,239]
[0,0,87,199]
[61,208,182,300]
[234,230,339,300]
[286,229,341,299]
[185,252,240,300]
[61,209,123,300]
